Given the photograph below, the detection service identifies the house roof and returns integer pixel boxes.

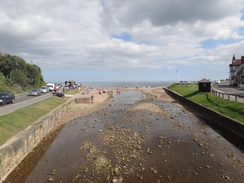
[198,78,211,83]
[232,59,243,66]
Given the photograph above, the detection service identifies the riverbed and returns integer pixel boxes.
[6,89,244,183]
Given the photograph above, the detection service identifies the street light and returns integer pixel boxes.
[176,69,179,83]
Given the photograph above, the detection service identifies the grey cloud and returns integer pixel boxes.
[103,0,240,27]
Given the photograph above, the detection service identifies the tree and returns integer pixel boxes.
[0,72,5,82]
[0,52,45,91]
[9,69,29,87]
[0,54,16,76]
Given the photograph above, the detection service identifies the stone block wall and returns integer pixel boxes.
[164,88,244,140]
[0,98,75,182]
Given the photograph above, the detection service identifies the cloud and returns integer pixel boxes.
[103,0,238,26]
[0,0,243,73]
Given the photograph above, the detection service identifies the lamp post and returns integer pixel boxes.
[176,69,179,83]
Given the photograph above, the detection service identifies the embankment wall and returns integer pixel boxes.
[0,97,81,183]
[164,88,244,140]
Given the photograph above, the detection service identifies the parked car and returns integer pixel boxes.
[28,89,42,96]
[56,92,65,97]
[0,91,15,106]
[56,83,62,88]
[46,83,56,91]
[40,86,49,93]
[52,91,65,97]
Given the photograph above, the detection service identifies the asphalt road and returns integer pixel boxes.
[0,92,53,116]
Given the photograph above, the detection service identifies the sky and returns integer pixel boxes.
[0,0,244,83]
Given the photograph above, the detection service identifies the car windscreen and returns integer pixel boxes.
[0,93,7,97]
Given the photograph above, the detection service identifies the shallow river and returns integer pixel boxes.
[9,90,244,183]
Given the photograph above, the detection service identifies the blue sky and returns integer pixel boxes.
[43,64,228,83]
[0,0,244,83]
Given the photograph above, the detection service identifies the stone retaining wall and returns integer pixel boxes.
[0,98,75,183]
[164,88,244,140]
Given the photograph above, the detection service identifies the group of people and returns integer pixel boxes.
[90,88,124,104]
[98,90,106,94]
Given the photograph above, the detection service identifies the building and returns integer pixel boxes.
[198,78,211,92]
[229,55,244,86]
[65,80,76,87]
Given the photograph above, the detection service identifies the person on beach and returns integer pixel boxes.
[91,95,94,104]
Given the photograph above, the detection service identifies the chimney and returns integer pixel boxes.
[241,56,244,64]
[233,54,235,61]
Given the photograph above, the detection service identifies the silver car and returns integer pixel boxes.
[28,89,42,96]
[40,86,49,93]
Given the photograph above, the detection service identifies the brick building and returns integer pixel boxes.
[229,55,244,86]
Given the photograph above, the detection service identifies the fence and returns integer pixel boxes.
[211,89,244,103]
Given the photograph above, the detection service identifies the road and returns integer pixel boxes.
[0,92,53,116]
[6,89,243,183]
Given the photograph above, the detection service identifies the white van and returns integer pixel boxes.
[46,83,55,91]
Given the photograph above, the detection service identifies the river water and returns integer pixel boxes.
[8,90,244,183]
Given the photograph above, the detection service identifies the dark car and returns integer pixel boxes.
[52,91,65,97]
[0,91,15,106]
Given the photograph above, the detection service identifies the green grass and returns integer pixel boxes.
[64,87,86,95]
[168,84,244,123]
[0,97,69,146]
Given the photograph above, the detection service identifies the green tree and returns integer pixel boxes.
[9,69,29,87]
[0,52,45,91]
[0,54,16,76]
[0,72,5,82]
[26,64,44,87]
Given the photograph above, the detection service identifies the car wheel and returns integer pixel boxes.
[2,101,6,106]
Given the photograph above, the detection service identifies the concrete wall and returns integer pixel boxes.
[164,88,244,140]
[0,98,75,183]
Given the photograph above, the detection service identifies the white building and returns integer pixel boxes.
[229,55,244,86]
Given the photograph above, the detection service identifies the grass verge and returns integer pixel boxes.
[64,87,86,95]
[0,97,69,146]
[168,84,244,123]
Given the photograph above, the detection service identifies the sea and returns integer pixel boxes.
[81,81,174,89]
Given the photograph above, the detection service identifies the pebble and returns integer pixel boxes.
[48,177,54,182]
[112,178,122,183]
[224,175,230,180]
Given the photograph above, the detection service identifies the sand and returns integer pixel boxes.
[60,87,174,124]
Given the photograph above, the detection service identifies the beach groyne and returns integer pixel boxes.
[0,98,77,183]
[164,88,244,141]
